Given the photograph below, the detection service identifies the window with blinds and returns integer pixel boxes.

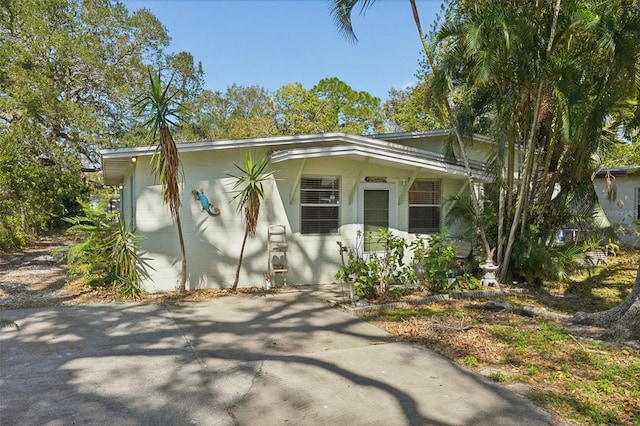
[408,179,441,233]
[300,176,340,234]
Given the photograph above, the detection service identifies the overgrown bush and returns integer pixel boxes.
[411,230,456,292]
[0,137,86,250]
[65,198,148,299]
[336,230,458,299]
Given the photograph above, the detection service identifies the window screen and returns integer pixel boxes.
[300,176,340,234]
[408,179,441,233]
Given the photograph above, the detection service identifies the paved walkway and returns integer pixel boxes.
[1,287,556,425]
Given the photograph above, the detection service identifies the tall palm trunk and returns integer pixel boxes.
[408,0,492,259]
[233,226,250,292]
[499,0,562,281]
[136,70,188,292]
[175,213,187,291]
[159,124,188,292]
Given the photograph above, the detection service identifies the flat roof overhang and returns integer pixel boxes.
[101,132,491,186]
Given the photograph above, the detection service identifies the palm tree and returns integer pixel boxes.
[329,0,493,260]
[227,152,274,292]
[135,69,188,292]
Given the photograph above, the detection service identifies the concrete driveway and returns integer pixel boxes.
[0,287,556,425]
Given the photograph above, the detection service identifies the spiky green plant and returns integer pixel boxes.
[65,198,148,299]
[134,68,187,291]
[227,152,274,292]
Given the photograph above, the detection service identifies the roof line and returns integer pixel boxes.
[271,145,489,180]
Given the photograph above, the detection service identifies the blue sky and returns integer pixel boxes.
[122,0,444,101]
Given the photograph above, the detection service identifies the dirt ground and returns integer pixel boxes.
[0,236,94,310]
[0,237,267,310]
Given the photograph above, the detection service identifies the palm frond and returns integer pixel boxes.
[228,152,274,237]
[329,0,377,43]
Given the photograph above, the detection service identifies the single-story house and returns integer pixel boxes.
[101,131,494,291]
[593,166,640,248]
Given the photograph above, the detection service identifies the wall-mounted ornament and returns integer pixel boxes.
[192,189,221,216]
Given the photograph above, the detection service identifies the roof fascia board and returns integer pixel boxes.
[101,132,361,159]
[101,131,485,160]
[271,145,488,181]
[373,130,493,144]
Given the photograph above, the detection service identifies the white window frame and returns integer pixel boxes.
[300,176,340,235]
[408,179,441,234]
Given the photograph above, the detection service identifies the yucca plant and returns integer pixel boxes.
[134,68,187,292]
[65,198,148,299]
[227,152,274,292]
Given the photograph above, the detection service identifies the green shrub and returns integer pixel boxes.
[464,355,479,367]
[412,231,456,292]
[489,371,506,382]
[65,198,149,299]
[448,273,481,292]
[336,230,458,300]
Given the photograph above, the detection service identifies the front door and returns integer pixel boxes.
[357,182,397,252]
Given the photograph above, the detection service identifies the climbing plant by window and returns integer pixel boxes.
[300,176,340,234]
[408,179,441,233]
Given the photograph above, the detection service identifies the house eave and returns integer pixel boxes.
[101,132,493,186]
[594,166,640,178]
[372,130,494,144]
[271,145,489,181]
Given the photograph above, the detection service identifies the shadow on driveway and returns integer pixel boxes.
[0,289,556,425]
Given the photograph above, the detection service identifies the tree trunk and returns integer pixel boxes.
[409,0,492,260]
[176,213,187,292]
[232,227,250,292]
[573,262,640,343]
[499,0,563,281]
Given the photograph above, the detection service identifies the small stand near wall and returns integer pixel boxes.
[267,225,288,287]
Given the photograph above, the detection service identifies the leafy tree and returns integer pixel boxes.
[432,0,640,283]
[382,83,447,132]
[165,51,205,105]
[176,84,277,141]
[227,152,274,292]
[0,134,85,249]
[178,78,385,141]
[0,0,175,246]
[600,140,640,167]
[0,0,169,162]
[273,82,333,135]
[135,70,188,292]
[311,77,383,134]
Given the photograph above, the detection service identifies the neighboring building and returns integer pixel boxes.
[593,166,640,248]
[101,131,494,291]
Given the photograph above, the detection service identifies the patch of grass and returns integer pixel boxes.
[464,355,479,367]
[489,371,506,382]
[544,248,639,314]
[370,304,455,321]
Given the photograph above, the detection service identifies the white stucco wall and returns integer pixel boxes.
[128,148,471,291]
